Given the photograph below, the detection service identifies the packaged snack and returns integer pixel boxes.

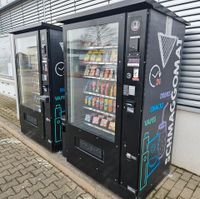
[92,97,97,107]
[92,81,96,92]
[104,68,110,79]
[96,97,100,109]
[109,69,114,79]
[103,49,112,62]
[92,116,101,125]
[88,96,93,106]
[95,67,100,77]
[100,98,104,110]
[108,99,113,113]
[110,49,118,63]
[104,99,108,112]
[85,96,89,105]
[84,65,90,76]
[101,82,106,95]
[105,83,110,96]
[96,50,103,62]
[96,81,101,93]
[85,114,92,123]
[90,51,97,62]
[113,100,116,114]
[84,51,92,62]
[100,118,109,128]
[108,121,115,131]
[89,65,97,76]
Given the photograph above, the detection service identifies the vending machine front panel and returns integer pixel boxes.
[15,31,45,140]
[63,14,125,184]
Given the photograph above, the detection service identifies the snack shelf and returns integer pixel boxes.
[83,46,118,50]
[82,61,117,65]
[83,76,116,82]
[84,122,115,136]
[83,106,115,118]
[84,91,116,100]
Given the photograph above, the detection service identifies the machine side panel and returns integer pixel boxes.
[48,29,64,151]
[139,9,185,198]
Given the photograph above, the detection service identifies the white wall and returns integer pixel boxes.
[172,109,200,175]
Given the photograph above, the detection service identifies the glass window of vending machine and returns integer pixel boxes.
[59,1,187,198]
[11,23,65,151]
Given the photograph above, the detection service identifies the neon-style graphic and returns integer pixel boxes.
[140,103,169,191]
[54,104,62,143]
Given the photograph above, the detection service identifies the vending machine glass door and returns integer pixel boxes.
[15,32,41,113]
[67,22,119,142]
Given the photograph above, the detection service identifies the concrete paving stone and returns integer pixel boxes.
[187,179,199,190]
[0,188,15,198]
[19,165,37,175]
[170,165,177,173]
[154,187,169,199]
[31,167,48,176]
[0,164,13,174]
[174,179,187,190]
[176,168,184,174]
[44,168,58,178]
[54,176,72,188]
[29,173,47,185]
[167,187,182,198]
[67,186,85,199]
[43,173,59,186]
[192,175,200,182]
[0,177,6,185]
[44,193,57,199]
[39,183,59,197]
[192,187,200,198]
[181,172,193,181]
[12,179,32,193]
[17,172,34,184]
[1,179,19,192]
[80,193,96,199]
[169,172,182,182]
[26,181,45,195]
[5,171,22,182]
[26,191,43,199]
[163,179,176,190]
[8,189,29,199]
[0,170,10,178]
[155,177,168,190]
[52,185,72,198]
[180,187,193,199]
[9,163,25,174]
[66,180,78,190]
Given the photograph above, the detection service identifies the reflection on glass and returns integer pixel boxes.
[16,35,41,112]
[0,36,13,78]
[67,23,119,142]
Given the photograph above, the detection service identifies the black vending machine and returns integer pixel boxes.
[12,23,65,151]
[59,1,187,198]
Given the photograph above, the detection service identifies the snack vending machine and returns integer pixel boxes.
[12,23,65,151]
[59,0,187,198]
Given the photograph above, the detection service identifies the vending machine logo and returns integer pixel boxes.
[149,65,162,88]
[55,62,65,77]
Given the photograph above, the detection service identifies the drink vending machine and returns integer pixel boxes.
[58,0,187,198]
[11,23,65,151]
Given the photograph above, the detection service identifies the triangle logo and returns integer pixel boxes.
[158,32,177,68]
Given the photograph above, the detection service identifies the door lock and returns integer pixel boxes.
[126,153,137,161]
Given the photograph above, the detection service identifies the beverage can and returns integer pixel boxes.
[88,96,93,106]
[96,97,100,109]
[113,100,116,114]
[92,97,97,107]
[108,99,113,113]
[105,83,110,96]
[100,98,104,110]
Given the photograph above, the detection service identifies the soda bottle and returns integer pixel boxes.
[100,98,104,110]
[104,68,110,79]
[105,83,110,96]
[109,84,113,97]
[96,81,100,93]
[85,96,89,105]
[96,97,100,109]
[101,82,106,95]
[95,67,100,77]
[92,81,96,92]
[92,97,97,107]
[108,99,113,113]
[109,69,113,79]
[88,96,92,106]
[104,99,108,112]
